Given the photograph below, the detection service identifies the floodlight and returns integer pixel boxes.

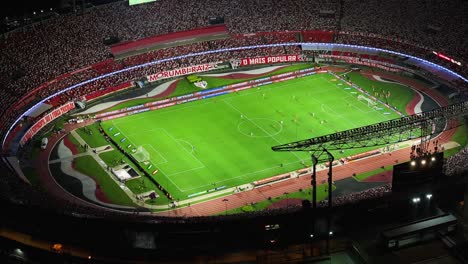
[14,248,23,256]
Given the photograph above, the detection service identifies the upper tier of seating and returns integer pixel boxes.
[0,0,466,139]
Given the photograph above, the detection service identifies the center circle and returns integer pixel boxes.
[238,118,283,138]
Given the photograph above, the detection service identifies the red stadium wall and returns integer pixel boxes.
[302,30,334,42]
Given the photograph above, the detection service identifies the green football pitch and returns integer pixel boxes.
[100,73,403,199]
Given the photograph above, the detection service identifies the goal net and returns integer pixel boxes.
[358,95,377,107]
[132,146,150,162]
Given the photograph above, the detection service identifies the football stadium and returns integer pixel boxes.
[0,0,467,263]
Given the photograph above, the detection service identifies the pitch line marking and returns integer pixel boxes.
[314,98,360,128]
[176,139,196,153]
[110,75,325,128]
[112,120,209,193]
[220,75,326,100]
[110,75,325,127]
[222,98,304,162]
[160,128,206,168]
[342,96,377,114]
[320,76,392,117]
[141,143,168,164]
[108,75,342,193]
[127,127,206,176]
[124,128,163,137]
[110,100,213,125]
[111,121,185,193]
[166,165,206,177]
[237,118,283,138]
[178,158,309,192]
[115,126,204,169]
[318,76,394,124]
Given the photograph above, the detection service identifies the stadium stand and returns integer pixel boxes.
[0,0,466,222]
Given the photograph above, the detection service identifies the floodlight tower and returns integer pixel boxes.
[272,100,468,253]
[311,155,318,209]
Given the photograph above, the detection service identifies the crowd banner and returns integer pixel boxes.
[147,62,221,82]
[20,102,76,146]
[319,54,403,73]
[236,54,306,67]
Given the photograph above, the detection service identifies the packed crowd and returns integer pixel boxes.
[53,44,301,106]
[0,0,334,106]
[0,0,465,128]
[0,0,467,218]
[340,0,467,62]
[318,184,392,207]
[445,147,468,177]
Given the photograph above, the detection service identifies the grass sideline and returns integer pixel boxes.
[104,63,315,112]
[73,155,136,206]
[98,149,171,205]
[67,134,86,153]
[99,72,405,200]
[75,123,109,148]
[175,63,316,94]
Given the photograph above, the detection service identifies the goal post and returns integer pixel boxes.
[132,146,150,162]
[358,95,377,107]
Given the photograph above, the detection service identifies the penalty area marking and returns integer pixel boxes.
[314,100,359,128]
[342,96,378,114]
[176,139,196,154]
[111,122,204,192]
[141,143,168,164]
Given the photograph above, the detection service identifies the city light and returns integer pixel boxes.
[310,234,314,238]
[412,197,421,204]
[426,194,432,200]
[421,159,426,165]
[431,157,436,161]
[432,51,462,66]
[329,231,333,236]
[411,160,416,166]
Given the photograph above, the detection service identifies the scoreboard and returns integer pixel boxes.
[129,0,156,6]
